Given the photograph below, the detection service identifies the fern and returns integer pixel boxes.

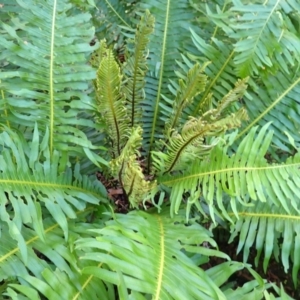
[95,40,130,157]
[76,208,275,300]
[0,0,98,159]
[1,0,300,298]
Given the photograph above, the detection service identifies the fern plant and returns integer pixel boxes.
[0,0,299,299]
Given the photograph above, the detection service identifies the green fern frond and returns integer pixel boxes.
[0,0,97,156]
[160,123,300,220]
[139,0,199,164]
[163,62,209,135]
[76,208,230,299]
[189,29,237,117]
[0,210,114,299]
[122,10,155,126]
[228,0,300,77]
[95,41,130,157]
[110,126,155,207]
[153,88,248,175]
[228,200,300,288]
[0,124,107,259]
[76,208,279,299]
[236,70,300,150]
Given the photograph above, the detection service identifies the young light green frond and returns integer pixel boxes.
[90,40,109,69]
[228,200,300,287]
[213,77,248,116]
[153,107,247,175]
[0,0,97,156]
[160,124,300,220]
[122,10,155,127]
[0,125,107,259]
[189,29,238,117]
[110,127,155,207]
[95,44,130,157]
[164,63,209,135]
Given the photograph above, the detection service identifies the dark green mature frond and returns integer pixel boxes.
[93,0,135,44]
[228,200,300,287]
[0,125,107,259]
[160,124,300,220]
[236,71,300,150]
[139,0,198,163]
[95,41,130,157]
[189,6,300,151]
[122,10,155,127]
[0,0,97,156]
[188,29,238,117]
[228,0,300,77]
[76,208,281,299]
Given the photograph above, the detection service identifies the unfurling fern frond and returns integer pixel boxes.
[163,62,209,135]
[95,41,130,157]
[122,10,155,126]
[110,127,155,207]
[153,107,247,175]
[152,79,249,175]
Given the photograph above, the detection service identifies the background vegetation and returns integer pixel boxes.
[0,0,300,299]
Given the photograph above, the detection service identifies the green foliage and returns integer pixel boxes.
[0,0,300,299]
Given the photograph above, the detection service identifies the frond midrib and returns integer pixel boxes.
[160,162,300,185]
[153,215,165,300]
[49,0,57,154]
[236,75,300,141]
[147,0,171,167]
[0,179,102,199]
[228,211,300,221]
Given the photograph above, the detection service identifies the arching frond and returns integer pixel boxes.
[189,29,238,117]
[228,200,300,288]
[0,125,107,258]
[160,124,300,220]
[76,208,274,299]
[153,108,247,175]
[228,0,300,77]
[236,70,300,151]
[0,210,115,299]
[153,79,248,175]
[163,62,209,136]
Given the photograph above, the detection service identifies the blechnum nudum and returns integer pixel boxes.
[92,10,248,209]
